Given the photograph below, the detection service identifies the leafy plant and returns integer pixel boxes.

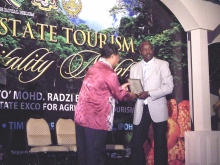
[0,55,10,67]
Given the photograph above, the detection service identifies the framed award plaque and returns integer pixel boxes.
[127,78,144,94]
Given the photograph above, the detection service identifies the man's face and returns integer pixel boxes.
[139,43,154,62]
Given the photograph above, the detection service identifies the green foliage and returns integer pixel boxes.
[0,55,10,66]
[109,1,188,100]
[0,0,188,97]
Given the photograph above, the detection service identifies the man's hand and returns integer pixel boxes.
[121,83,129,92]
[138,91,149,99]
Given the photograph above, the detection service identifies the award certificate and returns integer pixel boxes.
[127,79,144,94]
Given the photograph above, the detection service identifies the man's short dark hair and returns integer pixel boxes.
[139,40,154,51]
[101,43,119,58]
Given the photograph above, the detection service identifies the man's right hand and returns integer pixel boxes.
[138,91,149,99]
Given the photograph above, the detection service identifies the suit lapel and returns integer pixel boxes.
[135,62,144,84]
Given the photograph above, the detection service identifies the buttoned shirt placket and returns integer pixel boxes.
[143,62,149,105]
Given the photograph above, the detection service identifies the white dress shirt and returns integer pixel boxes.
[142,57,154,105]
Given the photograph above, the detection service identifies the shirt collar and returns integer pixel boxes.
[142,57,154,66]
[99,57,113,69]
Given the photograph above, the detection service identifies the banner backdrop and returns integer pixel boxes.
[0,0,190,164]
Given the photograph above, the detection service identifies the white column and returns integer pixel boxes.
[185,131,220,165]
[191,29,211,131]
[185,29,220,165]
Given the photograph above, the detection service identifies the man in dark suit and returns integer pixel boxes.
[129,40,174,165]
